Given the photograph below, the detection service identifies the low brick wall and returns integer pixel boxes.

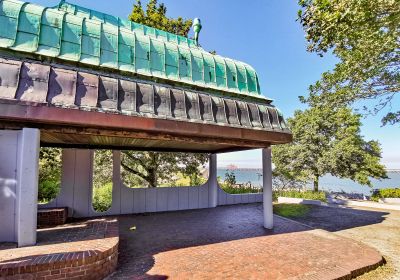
[0,219,119,280]
[37,207,68,227]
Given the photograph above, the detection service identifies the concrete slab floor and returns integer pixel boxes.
[108,203,383,280]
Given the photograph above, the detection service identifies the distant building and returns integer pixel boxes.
[226,164,239,170]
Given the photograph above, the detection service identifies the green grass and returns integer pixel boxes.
[273,203,312,218]
[273,190,327,202]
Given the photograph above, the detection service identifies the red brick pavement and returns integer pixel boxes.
[0,218,119,280]
[111,203,383,280]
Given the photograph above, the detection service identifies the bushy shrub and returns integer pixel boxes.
[220,183,262,194]
[217,170,262,194]
[92,182,113,212]
[273,190,327,202]
[38,180,60,203]
[371,188,400,202]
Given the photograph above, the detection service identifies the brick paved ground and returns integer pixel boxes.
[109,203,383,280]
[0,218,119,280]
[284,205,400,280]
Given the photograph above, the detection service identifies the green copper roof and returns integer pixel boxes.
[0,0,265,98]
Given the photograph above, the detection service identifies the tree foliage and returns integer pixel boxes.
[39,148,62,183]
[272,106,387,191]
[272,169,307,191]
[93,150,113,188]
[298,0,400,125]
[38,148,62,202]
[129,0,192,36]
[121,151,208,188]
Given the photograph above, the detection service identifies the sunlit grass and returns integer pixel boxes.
[273,190,327,202]
[273,203,312,218]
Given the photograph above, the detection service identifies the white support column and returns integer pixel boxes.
[108,150,122,215]
[262,147,273,229]
[208,153,218,207]
[0,130,19,243]
[16,128,40,247]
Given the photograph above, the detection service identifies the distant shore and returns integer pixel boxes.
[219,167,400,172]
[216,168,399,195]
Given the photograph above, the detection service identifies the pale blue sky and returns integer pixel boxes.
[35,0,400,169]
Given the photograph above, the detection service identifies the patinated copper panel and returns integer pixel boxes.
[98,76,118,110]
[237,101,251,127]
[47,68,77,106]
[118,79,136,113]
[0,58,21,99]
[171,88,186,119]
[16,62,50,103]
[154,85,171,117]
[224,99,239,125]
[185,90,200,120]
[248,103,262,128]
[268,107,281,129]
[199,93,214,122]
[136,82,154,114]
[258,105,272,129]
[75,72,98,108]
[211,96,227,124]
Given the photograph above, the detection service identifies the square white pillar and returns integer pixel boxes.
[208,153,218,207]
[262,147,273,229]
[16,128,40,247]
[0,130,19,243]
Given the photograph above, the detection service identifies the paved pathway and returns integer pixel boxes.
[286,205,400,280]
[109,204,382,280]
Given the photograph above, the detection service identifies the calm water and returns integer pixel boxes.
[217,169,400,195]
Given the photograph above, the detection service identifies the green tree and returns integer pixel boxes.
[38,147,62,202]
[224,171,237,187]
[39,148,61,183]
[272,106,387,192]
[93,150,113,188]
[272,169,307,191]
[129,0,192,36]
[298,0,400,125]
[121,151,208,188]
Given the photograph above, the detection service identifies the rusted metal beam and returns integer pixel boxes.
[0,103,292,148]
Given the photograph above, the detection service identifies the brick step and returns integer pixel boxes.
[37,207,68,227]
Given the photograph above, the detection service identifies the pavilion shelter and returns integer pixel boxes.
[0,0,292,247]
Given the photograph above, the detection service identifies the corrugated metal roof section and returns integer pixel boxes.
[0,57,289,132]
[0,0,263,99]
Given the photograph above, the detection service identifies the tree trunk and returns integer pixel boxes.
[147,169,157,188]
[313,175,319,192]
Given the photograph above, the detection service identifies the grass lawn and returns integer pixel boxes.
[273,203,312,218]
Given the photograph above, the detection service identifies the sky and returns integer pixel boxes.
[34,0,400,169]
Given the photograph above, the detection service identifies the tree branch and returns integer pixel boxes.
[122,151,147,169]
[120,161,150,185]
